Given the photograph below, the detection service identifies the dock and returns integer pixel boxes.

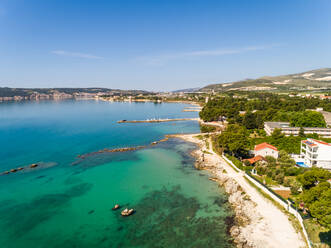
[117,118,200,123]
[182,106,202,112]
[182,109,200,112]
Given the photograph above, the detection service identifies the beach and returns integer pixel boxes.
[173,133,307,248]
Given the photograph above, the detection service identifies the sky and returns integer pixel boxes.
[0,0,330,91]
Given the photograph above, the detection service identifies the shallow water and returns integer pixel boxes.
[0,100,233,248]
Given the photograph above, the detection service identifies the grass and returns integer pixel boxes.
[252,174,279,186]
[223,156,239,172]
[303,219,330,248]
[205,139,210,150]
[203,150,212,155]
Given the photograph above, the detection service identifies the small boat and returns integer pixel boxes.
[30,163,38,168]
[17,167,24,171]
[112,204,120,210]
[121,208,135,216]
[10,169,17,173]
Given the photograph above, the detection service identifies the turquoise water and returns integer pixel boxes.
[0,100,233,248]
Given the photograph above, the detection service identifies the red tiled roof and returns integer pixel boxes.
[254,142,278,152]
[244,155,264,164]
[302,140,317,147]
[311,139,331,146]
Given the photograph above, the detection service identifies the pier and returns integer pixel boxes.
[182,106,202,112]
[117,118,200,123]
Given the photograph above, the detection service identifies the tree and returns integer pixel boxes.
[301,182,331,228]
[277,150,296,168]
[265,155,276,165]
[297,168,331,190]
[218,124,249,157]
[242,111,257,129]
[271,128,285,141]
[275,173,285,184]
[298,127,305,137]
[290,111,326,128]
[244,160,251,166]
[290,182,301,195]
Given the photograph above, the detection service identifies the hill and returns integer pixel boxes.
[201,68,331,92]
[0,87,149,100]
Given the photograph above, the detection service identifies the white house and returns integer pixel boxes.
[300,139,331,170]
[254,142,279,159]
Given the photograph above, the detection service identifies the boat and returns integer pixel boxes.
[112,204,120,210]
[121,208,135,216]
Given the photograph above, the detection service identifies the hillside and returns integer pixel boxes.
[201,68,331,92]
[0,87,149,100]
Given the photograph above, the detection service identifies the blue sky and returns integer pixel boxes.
[0,0,330,91]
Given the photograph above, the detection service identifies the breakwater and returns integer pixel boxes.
[72,137,170,165]
[1,137,172,175]
[0,163,39,176]
[117,118,199,123]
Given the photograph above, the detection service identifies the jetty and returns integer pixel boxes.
[72,136,171,165]
[182,107,202,112]
[117,118,200,123]
[182,109,200,112]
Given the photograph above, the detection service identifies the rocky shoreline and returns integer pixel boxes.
[190,142,258,248]
[174,133,305,248]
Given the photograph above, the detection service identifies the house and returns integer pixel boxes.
[264,122,331,138]
[244,155,265,165]
[320,95,331,100]
[300,139,331,170]
[254,142,279,159]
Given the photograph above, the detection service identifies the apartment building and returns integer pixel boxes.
[300,139,331,170]
[264,122,331,138]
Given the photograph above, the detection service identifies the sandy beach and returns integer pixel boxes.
[172,133,307,248]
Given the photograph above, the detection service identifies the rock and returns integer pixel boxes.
[30,163,38,168]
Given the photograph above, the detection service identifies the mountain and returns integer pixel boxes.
[200,68,331,92]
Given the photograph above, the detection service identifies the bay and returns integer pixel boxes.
[0,100,233,248]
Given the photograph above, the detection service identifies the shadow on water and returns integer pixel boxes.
[0,182,93,240]
[111,186,234,248]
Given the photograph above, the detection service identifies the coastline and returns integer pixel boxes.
[170,133,306,248]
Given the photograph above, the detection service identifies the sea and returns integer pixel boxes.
[0,100,233,248]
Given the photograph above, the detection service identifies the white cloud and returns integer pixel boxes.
[51,50,103,59]
[134,44,281,66]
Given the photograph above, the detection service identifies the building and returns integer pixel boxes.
[254,142,279,159]
[300,139,331,170]
[264,122,331,138]
[244,155,265,165]
[320,95,331,100]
